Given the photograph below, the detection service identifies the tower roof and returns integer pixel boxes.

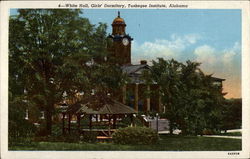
[112,11,126,25]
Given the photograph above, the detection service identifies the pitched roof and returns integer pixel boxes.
[121,64,158,84]
[122,64,225,83]
[75,100,137,114]
[211,76,226,82]
[121,64,150,74]
[66,96,137,115]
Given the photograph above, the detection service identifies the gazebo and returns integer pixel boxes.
[61,96,137,138]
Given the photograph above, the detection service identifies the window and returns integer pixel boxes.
[40,111,45,119]
[25,109,29,120]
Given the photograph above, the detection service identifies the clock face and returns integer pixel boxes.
[122,38,129,46]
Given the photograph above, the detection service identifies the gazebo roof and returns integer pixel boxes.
[66,97,137,115]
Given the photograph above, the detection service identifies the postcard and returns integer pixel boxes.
[0,1,249,159]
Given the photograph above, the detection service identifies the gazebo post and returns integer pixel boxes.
[62,113,65,135]
[113,114,117,129]
[89,114,92,130]
[96,114,98,122]
[108,114,111,136]
[77,114,81,133]
[130,114,134,127]
[68,113,71,134]
[100,115,103,121]
[69,99,137,137]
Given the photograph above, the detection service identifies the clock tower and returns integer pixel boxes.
[107,11,133,65]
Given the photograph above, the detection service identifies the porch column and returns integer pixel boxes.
[146,85,151,112]
[134,83,139,111]
[122,85,126,104]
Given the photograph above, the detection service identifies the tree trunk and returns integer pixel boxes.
[169,120,173,135]
[180,121,187,135]
[45,106,52,135]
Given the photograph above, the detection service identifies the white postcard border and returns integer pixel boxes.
[1,1,249,159]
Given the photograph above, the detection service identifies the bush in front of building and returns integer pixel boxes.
[34,129,98,143]
[62,133,81,143]
[9,118,37,146]
[112,127,158,145]
[80,131,98,143]
[202,129,212,135]
[9,119,36,139]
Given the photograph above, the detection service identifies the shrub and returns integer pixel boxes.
[51,123,63,136]
[202,129,213,135]
[62,133,80,143]
[80,131,98,143]
[35,127,48,137]
[34,130,97,143]
[57,131,97,143]
[34,132,81,143]
[202,129,220,135]
[112,127,158,145]
[35,122,62,137]
[33,134,76,143]
[9,119,36,146]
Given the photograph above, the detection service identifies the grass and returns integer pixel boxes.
[218,132,241,136]
[9,135,241,151]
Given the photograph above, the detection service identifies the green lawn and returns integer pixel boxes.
[219,132,242,136]
[9,135,241,151]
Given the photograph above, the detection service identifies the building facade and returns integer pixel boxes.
[107,12,163,113]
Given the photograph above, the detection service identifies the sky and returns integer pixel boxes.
[10,9,241,99]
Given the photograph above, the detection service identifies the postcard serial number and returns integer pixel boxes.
[228,152,240,155]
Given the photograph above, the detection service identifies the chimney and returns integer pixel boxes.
[140,60,147,65]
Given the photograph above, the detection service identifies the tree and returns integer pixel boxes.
[179,61,225,135]
[221,98,242,131]
[79,61,128,110]
[8,93,37,145]
[144,58,183,134]
[9,9,109,135]
[143,58,225,135]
